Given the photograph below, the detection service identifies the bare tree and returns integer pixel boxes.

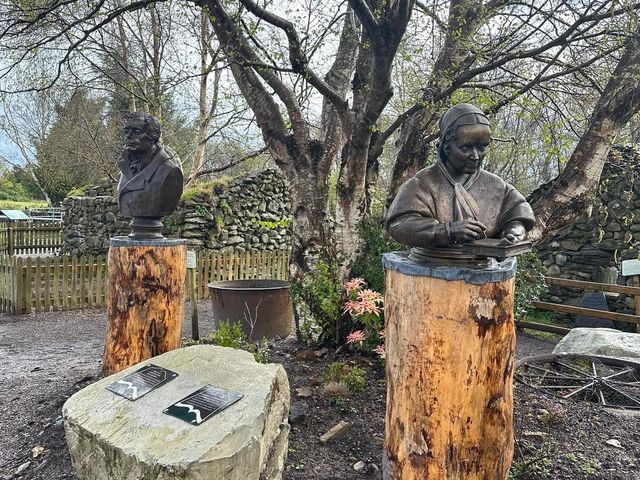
[529,25,640,242]
[1,0,638,277]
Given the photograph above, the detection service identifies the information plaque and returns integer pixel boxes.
[163,385,243,426]
[107,364,178,401]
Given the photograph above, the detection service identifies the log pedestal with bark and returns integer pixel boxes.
[382,252,517,480]
[103,237,187,376]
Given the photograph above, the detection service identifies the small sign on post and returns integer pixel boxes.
[186,250,199,341]
[622,259,640,333]
[186,250,197,270]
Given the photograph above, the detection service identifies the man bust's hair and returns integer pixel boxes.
[124,112,162,143]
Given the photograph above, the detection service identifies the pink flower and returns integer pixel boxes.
[357,299,381,316]
[343,299,363,316]
[358,289,383,306]
[373,344,386,359]
[344,278,366,295]
[346,330,366,345]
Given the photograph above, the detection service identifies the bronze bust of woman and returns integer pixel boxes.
[385,103,535,261]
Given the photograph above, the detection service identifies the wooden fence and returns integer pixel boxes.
[0,221,63,255]
[520,276,640,335]
[192,249,290,299]
[0,249,290,314]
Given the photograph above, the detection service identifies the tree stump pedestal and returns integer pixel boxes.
[382,252,517,480]
[103,237,187,375]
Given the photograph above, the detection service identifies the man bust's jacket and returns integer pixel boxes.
[117,146,183,219]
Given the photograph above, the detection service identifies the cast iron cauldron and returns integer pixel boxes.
[208,279,293,340]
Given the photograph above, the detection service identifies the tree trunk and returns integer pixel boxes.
[530,26,640,243]
[103,239,186,375]
[383,261,515,479]
[187,12,220,187]
[285,153,332,282]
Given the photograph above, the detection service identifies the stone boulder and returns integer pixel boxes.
[63,345,290,480]
[553,327,640,360]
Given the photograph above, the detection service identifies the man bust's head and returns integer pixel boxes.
[123,112,161,155]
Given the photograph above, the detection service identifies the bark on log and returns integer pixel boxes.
[103,238,187,375]
[383,255,516,480]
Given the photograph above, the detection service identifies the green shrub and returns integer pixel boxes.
[341,366,366,393]
[182,320,269,363]
[322,361,348,383]
[349,216,401,294]
[291,260,342,345]
[321,361,366,394]
[515,251,547,322]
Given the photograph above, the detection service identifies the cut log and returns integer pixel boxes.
[103,238,187,375]
[382,253,516,480]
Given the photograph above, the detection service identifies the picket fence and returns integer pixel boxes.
[0,249,290,314]
[0,221,62,255]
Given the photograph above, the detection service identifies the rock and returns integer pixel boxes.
[15,461,30,475]
[63,345,290,480]
[523,431,548,440]
[560,239,582,251]
[319,420,350,444]
[553,328,640,360]
[288,400,308,424]
[353,460,366,472]
[546,264,561,276]
[605,439,624,449]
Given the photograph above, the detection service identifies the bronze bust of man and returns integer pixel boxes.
[386,103,535,262]
[117,112,183,239]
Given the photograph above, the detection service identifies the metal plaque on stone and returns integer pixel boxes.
[163,385,243,426]
[107,364,178,401]
[575,291,614,328]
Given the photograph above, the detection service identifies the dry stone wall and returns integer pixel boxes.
[60,169,291,256]
[60,187,129,257]
[535,146,640,313]
[175,169,291,252]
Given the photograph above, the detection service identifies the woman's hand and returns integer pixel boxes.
[500,221,526,243]
[449,219,487,244]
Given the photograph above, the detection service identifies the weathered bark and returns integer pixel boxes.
[335,0,415,260]
[201,0,359,281]
[383,268,515,479]
[529,26,640,243]
[103,242,186,375]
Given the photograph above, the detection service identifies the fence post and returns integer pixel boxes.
[10,256,16,314]
[7,224,14,256]
[633,276,640,334]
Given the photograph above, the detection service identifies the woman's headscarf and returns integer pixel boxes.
[437,103,490,161]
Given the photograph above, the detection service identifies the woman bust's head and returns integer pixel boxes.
[438,104,492,177]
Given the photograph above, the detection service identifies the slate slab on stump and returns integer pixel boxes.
[63,345,290,480]
[553,327,640,361]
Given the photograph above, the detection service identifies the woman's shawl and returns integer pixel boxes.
[385,164,535,248]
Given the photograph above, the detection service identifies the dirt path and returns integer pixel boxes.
[1,306,637,479]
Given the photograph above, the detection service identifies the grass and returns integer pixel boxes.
[0,199,48,210]
[519,310,568,342]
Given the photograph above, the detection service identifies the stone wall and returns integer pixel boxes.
[60,169,291,255]
[60,195,129,256]
[175,169,291,252]
[536,146,640,313]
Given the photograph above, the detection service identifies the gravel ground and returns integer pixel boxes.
[1,304,637,479]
